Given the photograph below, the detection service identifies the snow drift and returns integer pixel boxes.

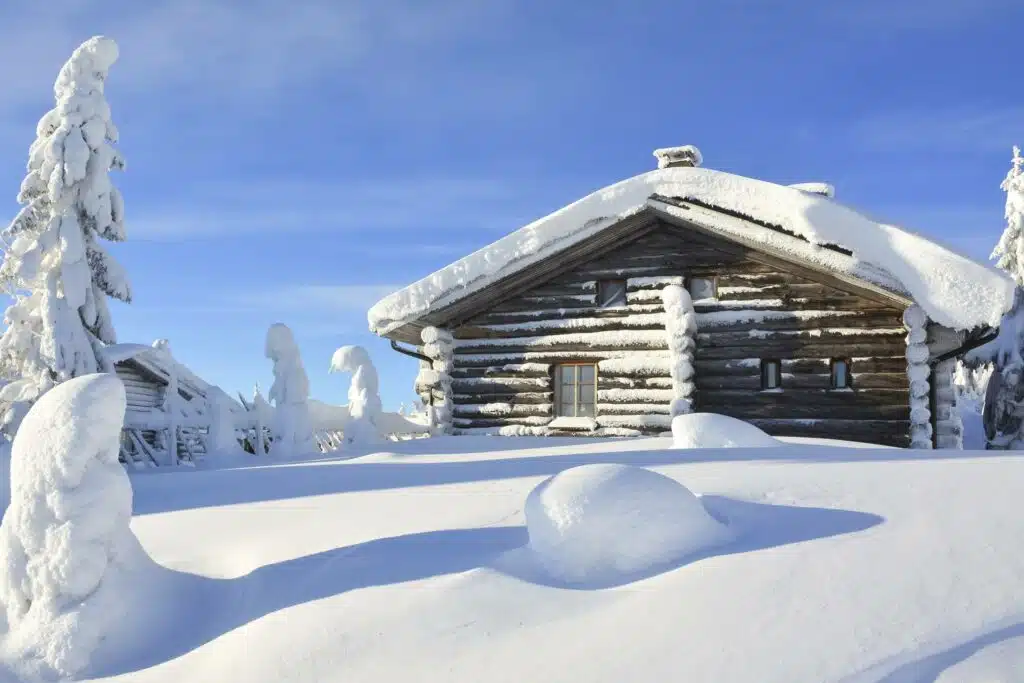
[0,374,155,679]
[671,413,781,449]
[524,464,730,584]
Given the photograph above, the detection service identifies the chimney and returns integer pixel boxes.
[653,145,703,169]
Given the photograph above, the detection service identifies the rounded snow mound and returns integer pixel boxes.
[671,413,781,449]
[0,374,155,678]
[525,464,730,584]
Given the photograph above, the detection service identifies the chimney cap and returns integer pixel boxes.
[653,145,703,169]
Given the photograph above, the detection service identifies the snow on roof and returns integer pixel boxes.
[368,167,1014,334]
[102,343,215,400]
[788,182,835,199]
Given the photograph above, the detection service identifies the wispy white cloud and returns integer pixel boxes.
[127,174,563,240]
[0,0,535,117]
[851,107,1024,153]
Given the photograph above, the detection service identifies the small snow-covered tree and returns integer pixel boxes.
[970,146,1024,448]
[0,36,130,437]
[264,324,313,456]
[330,345,383,445]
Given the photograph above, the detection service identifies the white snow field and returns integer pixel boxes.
[2,434,1024,682]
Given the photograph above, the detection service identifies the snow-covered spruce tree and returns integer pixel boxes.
[967,146,1024,448]
[904,305,933,449]
[264,324,314,456]
[330,345,383,445]
[661,285,697,417]
[0,37,129,437]
[421,327,454,435]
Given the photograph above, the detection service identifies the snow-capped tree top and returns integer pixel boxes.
[992,146,1024,285]
[329,345,373,374]
[264,323,301,363]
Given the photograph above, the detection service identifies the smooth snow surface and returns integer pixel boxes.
[523,464,729,584]
[0,374,155,679]
[2,436,1023,682]
[671,412,782,449]
[368,166,1013,335]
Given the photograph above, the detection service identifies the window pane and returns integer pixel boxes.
[833,360,848,388]
[764,360,780,389]
[560,366,576,386]
[689,277,717,301]
[579,365,595,382]
[598,280,627,308]
[578,403,594,417]
[559,401,576,417]
[579,384,595,404]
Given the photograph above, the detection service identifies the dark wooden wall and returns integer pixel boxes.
[450,220,912,446]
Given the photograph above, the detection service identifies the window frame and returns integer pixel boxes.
[554,363,598,418]
[686,275,719,301]
[761,359,782,391]
[830,358,852,390]
[596,279,628,308]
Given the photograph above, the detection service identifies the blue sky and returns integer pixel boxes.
[0,0,1022,410]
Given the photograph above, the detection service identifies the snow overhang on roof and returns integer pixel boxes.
[368,167,1015,336]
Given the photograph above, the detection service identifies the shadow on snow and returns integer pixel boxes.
[96,497,881,676]
[492,496,884,590]
[131,435,1021,516]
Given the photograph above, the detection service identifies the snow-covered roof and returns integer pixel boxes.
[368,166,1014,335]
[103,343,215,400]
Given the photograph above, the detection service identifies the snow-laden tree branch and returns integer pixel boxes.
[0,36,130,437]
[329,345,383,445]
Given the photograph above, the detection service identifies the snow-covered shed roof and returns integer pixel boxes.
[368,165,1014,337]
[103,343,218,403]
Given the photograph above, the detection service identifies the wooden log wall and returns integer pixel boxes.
[451,222,916,445]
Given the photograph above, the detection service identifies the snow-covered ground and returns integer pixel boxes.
[2,434,1020,682]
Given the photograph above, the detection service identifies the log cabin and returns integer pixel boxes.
[368,146,1015,448]
[103,342,245,466]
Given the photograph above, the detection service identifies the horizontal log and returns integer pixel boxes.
[450,377,551,393]
[747,418,911,447]
[698,388,908,408]
[597,403,671,415]
[598,377,640,389]
[528,282,596,296]
[696,311,904,333]
[696,328,905,348]
[466,304,663,326]
[694,372,909,391]
[455,313,667,340]
[454,351,622,367]
[452,391,552,405]
[703,403,910,421]
[455,330,669,355]
[695,342,906,361]
[450,363,551,379]
[452,417,553,429]
[452,403,552,418]
[598,388,676,403]
[596,414,674,429]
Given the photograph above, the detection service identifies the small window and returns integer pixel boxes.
[597,280,627,308]
[831,359,851,389]
[761,359,781,390]
[688,276,718,301]
[556,364,597,417]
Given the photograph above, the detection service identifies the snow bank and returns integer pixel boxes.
[671,413,781,449]
[524,464,730,584]
[0,374,154,678]
[369,166,1013,335]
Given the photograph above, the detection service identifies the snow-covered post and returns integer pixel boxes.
[421,326,454,434]
[0,37,131,437]
[0,374,154,678]
[330,345,383,445]
[662,285,697,417]
[206,389,242,455]
[265,324,314,456]
[151,339,178,465]
[904,305,933,449]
